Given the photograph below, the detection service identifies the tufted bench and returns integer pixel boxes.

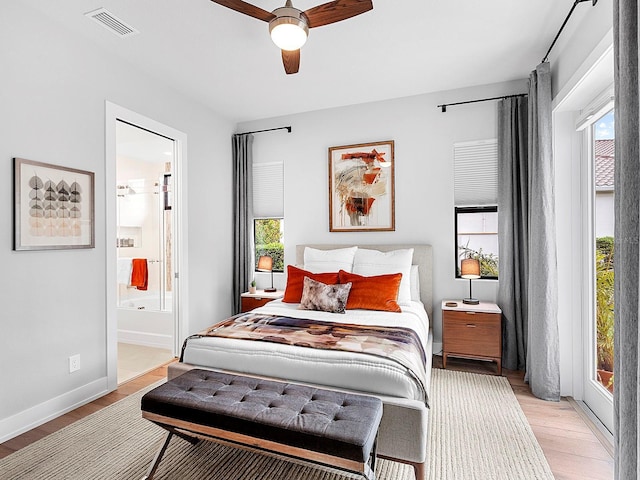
[140,369,383,480]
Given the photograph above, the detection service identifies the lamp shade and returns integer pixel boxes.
[257,255,274,272]
[460,258,481,279]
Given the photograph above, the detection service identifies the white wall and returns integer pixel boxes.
[549,0,613,99]
[595,192,614,238]
[239,79,527,352]
[0,2,234,441]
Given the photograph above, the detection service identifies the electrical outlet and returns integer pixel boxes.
[69,354,81,373]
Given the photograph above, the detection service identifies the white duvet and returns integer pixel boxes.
[181,299,431,402]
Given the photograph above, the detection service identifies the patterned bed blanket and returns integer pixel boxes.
[187,312,428,399]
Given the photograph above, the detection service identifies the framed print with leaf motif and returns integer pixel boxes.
[14,158,95,250]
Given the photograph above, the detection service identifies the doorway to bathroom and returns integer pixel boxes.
[115,120,175,383]
[105,102,188,390]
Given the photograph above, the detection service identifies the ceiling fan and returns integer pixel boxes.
[210,0,373,74]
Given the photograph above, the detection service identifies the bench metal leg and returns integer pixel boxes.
[142,432,173,480]
[142,424,202,480]
[161,424,200,446]
[363,435,377,480]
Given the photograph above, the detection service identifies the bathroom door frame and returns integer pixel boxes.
[105,101,189,392]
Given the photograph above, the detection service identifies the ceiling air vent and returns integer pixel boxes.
[84,8,139,38]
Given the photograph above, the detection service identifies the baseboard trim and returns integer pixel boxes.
[0,377,109,443]
[118,330,172,349]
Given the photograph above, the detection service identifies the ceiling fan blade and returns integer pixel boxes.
[210,0,275,22]
[303,0,373,28]
[282,49,300,75]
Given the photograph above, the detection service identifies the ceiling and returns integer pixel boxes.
[116,121,174,164]
[24,0,577,122]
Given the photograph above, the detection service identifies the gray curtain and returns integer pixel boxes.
[497,62,560,401]
[613,1,639,477]
[497,96,529,372]
[232,134,253,314]
[526,63,560,402]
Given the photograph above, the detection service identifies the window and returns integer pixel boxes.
[254,218,284,272]
[455,206,498,279]
[453,139,499,279]
[253,161,284,272]
[576,91,615,433]
[591,109,615,394]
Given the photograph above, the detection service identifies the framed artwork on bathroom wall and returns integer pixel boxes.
[13,158,95,250]
[328,140,395,232]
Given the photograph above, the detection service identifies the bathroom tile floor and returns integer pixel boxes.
[117,343,174,385]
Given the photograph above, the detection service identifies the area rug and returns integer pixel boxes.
[0,369,554,480]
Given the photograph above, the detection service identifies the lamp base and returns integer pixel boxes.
[264,287,277,293]
[462,298,479,305]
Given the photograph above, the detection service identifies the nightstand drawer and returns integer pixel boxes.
[240,290,283,313]
[241,296,273,312]
[443,311,501,358]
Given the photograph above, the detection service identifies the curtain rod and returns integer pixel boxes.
[235,126,292,136]
[542,0,598,63]
[437,93,527,113]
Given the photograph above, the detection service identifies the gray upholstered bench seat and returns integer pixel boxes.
[140,369,383,479]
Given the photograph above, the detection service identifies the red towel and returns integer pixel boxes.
[131,258,148,291]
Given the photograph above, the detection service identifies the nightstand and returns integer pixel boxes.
[241,290,284,313]
[442,300,502,375]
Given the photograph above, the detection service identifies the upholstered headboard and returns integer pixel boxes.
[295,244,433,320]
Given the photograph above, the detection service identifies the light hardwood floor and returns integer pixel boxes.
[1,358,614,480]
[117,342,174,384]
[435,356,614,480]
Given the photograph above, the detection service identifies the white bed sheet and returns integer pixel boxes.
[181,299,430,402]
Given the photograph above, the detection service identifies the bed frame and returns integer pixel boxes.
[168,244,433,480]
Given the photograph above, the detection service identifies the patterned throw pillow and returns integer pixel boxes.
[299,277,352,314]
[282,265,340,303]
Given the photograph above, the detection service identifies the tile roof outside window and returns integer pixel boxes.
[595,139,614,189]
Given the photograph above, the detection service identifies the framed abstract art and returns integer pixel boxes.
[328,140,395,232]
[14,158,95,250]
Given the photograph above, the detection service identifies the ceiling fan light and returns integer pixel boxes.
[270,17,308,51]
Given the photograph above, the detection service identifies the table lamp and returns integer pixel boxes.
[461,258,481,305]
[257,255,277,292]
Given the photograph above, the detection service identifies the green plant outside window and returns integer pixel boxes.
[254,218,284,272]
[595,236,614,375]
[455,206,499,279]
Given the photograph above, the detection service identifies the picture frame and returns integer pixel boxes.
[14,158,95,250]
[328,140,395,232]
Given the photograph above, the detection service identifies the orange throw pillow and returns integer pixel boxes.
[338,270,402,312]
[283,265,340,303]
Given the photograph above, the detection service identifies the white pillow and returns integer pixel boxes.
[353,248,414,305]
[410,264,420,302]
[303,246,358,273]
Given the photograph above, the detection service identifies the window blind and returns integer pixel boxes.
[253,161,283,218]
[454,139,498,206]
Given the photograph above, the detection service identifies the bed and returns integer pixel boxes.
[168,244,433,480]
